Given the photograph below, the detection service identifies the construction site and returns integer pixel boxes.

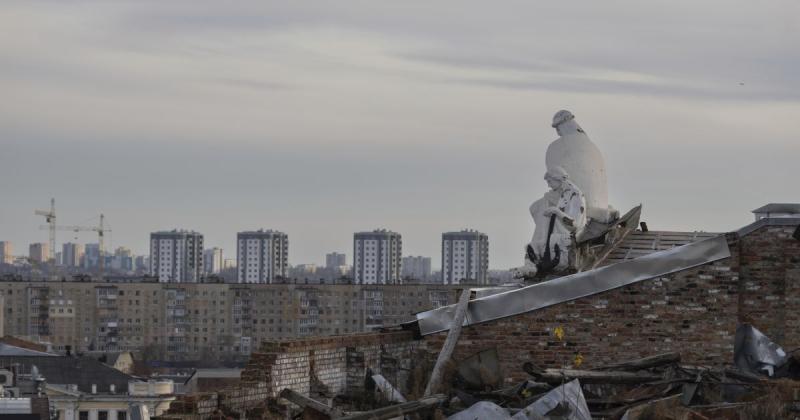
[3,1,798,418]
[150,110,800,419]
[147,206,800,419]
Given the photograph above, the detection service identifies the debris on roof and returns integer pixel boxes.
[600,229,719,266]
[265,319,800,419]
[416,235,731,336]
[455,348,502,391]
[512,379,591,420]
[447,400,512,420]
[370,374,406,403]
[439,324,800,419]
[734,323,792,377]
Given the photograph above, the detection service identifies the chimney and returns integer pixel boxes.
[91,384,97,394]
[110,384,115,394]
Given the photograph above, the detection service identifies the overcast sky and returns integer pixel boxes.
[1,1,799,269]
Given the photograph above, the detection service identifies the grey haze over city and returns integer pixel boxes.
[1,0,798,269]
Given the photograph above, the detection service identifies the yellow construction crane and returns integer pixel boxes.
[34,198,56,264]
[40,214,112,278]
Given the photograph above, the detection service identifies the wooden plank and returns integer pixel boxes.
[279,388,343,418]
[338,395,446,420]
[594,352,680,371]
[526,367,662,384]
[423,287,471,397]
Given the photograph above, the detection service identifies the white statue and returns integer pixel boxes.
[514,166,587,278]
[546,110,615,223]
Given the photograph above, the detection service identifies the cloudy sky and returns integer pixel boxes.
[1,1,798,269]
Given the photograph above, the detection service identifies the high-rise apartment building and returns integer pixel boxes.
[135,255,150,272]
[111,247,134,271]
[204,247,224,274]
[149,230,204,283]
[29,243,50,263]
[0,241,12,264]
[402,256,432,281]
[62,242,85,267]
[441,230,489,284]
[82,243,101,269]
[237,230,288,283]
[353,230,402,284]
[325,252,346,268]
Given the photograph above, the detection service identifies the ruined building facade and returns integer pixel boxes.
[223,216,800,401]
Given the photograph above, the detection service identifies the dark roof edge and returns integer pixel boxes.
[751,203,800,213]
[736,217,800,237]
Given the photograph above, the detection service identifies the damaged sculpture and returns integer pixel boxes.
[547,110,616,224]
[513,167,587,279]
[514,110,623,279]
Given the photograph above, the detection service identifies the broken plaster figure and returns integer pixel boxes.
[547,110,616,223]
[514,166,587,278]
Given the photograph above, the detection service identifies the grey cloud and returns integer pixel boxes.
[2,0,799,269]
[445,75,800,102]
[212,78,294,91]
[395,51,565,74]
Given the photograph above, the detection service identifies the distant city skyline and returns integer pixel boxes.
[2,2,798,269]
[0,203,780,271]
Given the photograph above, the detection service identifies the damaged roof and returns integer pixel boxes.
[601,230,718,266]
[415,235,731,335]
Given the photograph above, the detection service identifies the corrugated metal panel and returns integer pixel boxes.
[601,230,718,266]
[416,235,731,336]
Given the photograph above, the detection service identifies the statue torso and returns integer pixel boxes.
[545,132,608,216]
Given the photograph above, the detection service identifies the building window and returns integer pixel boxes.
[98,411,109,420]
[79,412,89,420]
[117,412,127,420]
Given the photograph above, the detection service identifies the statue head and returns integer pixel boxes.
[544,166,569,190]
[551,110,584,136]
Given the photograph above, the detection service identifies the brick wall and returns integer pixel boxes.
[422,225,800,385]
[241,331,424,399]
[156,222,800,417]
[738,225,800,346]
[425,250,740,383]
[157,382,271,419]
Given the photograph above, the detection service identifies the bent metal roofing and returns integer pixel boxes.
[415,235,731,335]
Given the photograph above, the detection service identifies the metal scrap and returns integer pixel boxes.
[416,235,731,335]
[734,323,788,377]
[456,348,503,391]
[511,379,591,420]
[447,401,512,420]
[371,374,407,403]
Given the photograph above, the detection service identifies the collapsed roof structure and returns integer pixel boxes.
[152,109,800,419]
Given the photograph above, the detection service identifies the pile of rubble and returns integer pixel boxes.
[445,323,800,419]
[279,323,800,419]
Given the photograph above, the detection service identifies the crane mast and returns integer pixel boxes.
[34,198,56,265]
[39,209,112,279]
[98,214,106,276]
